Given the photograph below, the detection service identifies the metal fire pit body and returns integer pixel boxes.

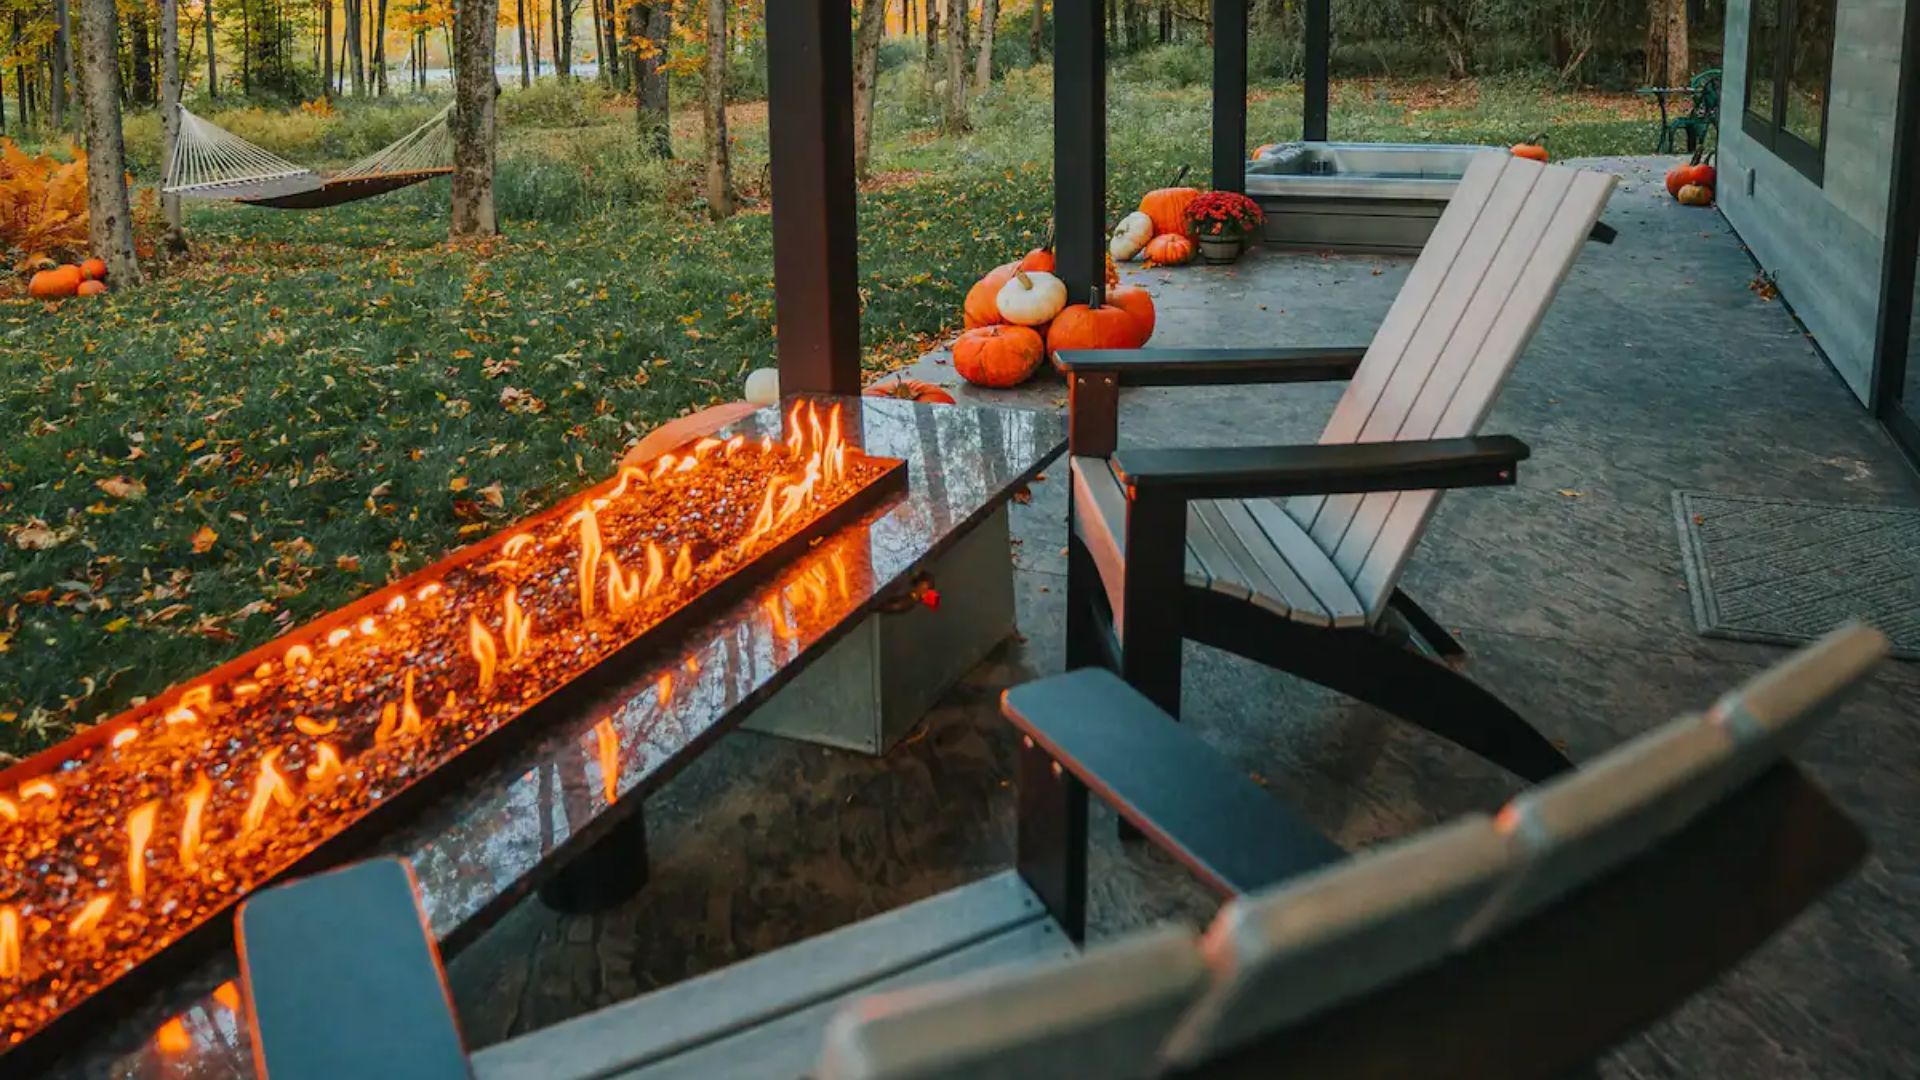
[1246,142,1497,253]
[0,399,906,1068]
[34,396,1064,1080]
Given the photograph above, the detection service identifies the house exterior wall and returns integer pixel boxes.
[1720,0,1907,403]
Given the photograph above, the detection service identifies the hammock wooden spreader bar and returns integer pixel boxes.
[163,105,455,210]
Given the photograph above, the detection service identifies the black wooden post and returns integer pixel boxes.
[1054,0,1106,304]
[1212,0,1247,193]
[1304,0,1330,142]
[766,0,862,396]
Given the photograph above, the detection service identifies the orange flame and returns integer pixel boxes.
[293,714,337,737]
[19,778,56,802]
[127,800,159,899]
[503,588,532,662]
[326,628,352,648]
[643,542,666,597]
[111,727,139,749]
[358,617,378,637]
[656,672,674,710]
[416,582,444,602]
[605,555,643,616]
[571,508,603,618]
[0,796,16,822]
[724,434,746,456]
[155,1018,191,1055]
[240,749,295,838]
[306,742,343,784]
[469,614,499,694]
[180,774,211,871]
[378,671,426,744]
[213,980,242,1011]
[502,533,535,559]
[68,894,112,938]
[0,906,18,979]
[672,544,693,585]
[830,550,850,599]
[285,643,314,668]
[765,595,797,641]
[164,687,210,726]
[386,594,408,615]
[594,719,620,804]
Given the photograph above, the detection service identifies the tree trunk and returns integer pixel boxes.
[701,0,732,218]
[974,0,997,91]
[323,0,335,98]
[161,0,185,250]
[1029,0,1043,60]
[9,16,25,127]
[924,0,938,64]
[130,8,153,103]
[451,0,500,237]
[374,0,389,94]
[204,0,216,95]
[554,0,571,79]
[632,3,671,157]
[1665,0,1690,85]
[344,0,362,94]
[941,0,967,132]
[853,0,887,179]
[52,0,73,127]
[1123,0,1137,51]
[77,0,143,284]
[517,0,531,86]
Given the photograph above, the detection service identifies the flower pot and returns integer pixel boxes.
[1199,235,1243,265]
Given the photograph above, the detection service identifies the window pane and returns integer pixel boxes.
[1748,0,1780,124]
[1785,0,1835,149]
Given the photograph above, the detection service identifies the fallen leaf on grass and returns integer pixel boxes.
[190,525,219,553]
[97,476,147,500]
[10,520,68,551]
[336,555,362,573]
[448,476,470,493]
[478,482,505,509]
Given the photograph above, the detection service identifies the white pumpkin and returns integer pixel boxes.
[1110,233,1142,262]
[744,367,780,406]
[995,270,1068,327]
[1113,211,1153,254]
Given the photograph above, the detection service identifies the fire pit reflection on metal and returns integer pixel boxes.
[0,401,905,1057]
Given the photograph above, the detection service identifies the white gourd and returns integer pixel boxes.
[995,271,1069,326]
[744,368,780,405]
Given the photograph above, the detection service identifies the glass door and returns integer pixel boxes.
[1875,0,1920,469]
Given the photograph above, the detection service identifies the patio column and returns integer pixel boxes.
[766,0,862,396]
[1304,0,1329,141]
[1212,0,1247,193]
[1054,0,1106,304]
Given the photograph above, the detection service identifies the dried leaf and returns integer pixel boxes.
[1555,489,1584,499]
[336,555,362,573]
[10,520,66,551]
[448,476,470,493]
[190,525,219,553]
[96,476,147,500]
[478,482,505,509]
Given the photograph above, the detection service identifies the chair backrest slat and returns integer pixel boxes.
[1283,154,1616,622]
[816,926,1206,1080]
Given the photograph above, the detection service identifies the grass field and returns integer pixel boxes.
[0,64,1664,756]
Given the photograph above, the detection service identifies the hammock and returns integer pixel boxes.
[163,104,455,210]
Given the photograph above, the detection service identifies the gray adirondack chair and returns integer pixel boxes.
[226,628,1881,1080]
[1055,152,1619,781]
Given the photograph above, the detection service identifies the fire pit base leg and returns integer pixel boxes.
[539,807,651,913]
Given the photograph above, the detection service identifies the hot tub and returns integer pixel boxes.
[1246,142,1498,254]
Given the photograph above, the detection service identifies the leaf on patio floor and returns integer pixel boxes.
[190,525,219,553]
[1555,489,1584,498]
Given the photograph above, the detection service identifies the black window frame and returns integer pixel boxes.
[1743,0,1837,184]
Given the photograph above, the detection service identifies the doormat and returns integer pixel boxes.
[1673,491,1920,660]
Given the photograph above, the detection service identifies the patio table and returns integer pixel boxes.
[45,395,1063,1080]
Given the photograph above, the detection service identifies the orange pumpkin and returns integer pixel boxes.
[864,377,957,405]
[1252,142,1281,159]
[1143,234,1194,267]
[1140,186,1201,238]
[1676,183,1713,207]
[28,265,83,300]
[1510,142,1549,162]
[1106,284,1156,346]
[1666,161,1715,200]
[77,280,108,297]
[964,261,1020,329]
[1017,247,1055,273]
[80,257,108,281]
[1105,251,1120,289]
[952,324,1046,388]
[1047,301,1140,358]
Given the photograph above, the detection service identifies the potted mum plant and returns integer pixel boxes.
[1185,191,1266,264]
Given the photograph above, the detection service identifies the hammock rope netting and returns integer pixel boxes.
[163,104,454,209]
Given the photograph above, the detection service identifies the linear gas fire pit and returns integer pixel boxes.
[0,400,905,1065]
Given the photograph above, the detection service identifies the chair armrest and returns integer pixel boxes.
[1002,669,1344,897]
[1053,345,1366,387]
[1111,435,1528,503]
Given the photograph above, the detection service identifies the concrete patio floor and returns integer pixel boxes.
[446,158,1920,1078]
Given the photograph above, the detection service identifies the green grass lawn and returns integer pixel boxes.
[0,67,1662,757]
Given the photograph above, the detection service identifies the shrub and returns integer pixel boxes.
[0,139,91,267]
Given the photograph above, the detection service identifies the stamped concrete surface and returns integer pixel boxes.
[447,158,1920,1078]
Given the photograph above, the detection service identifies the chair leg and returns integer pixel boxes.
[1187,592,1573,784]
[1065,533,1107,672]
[1387,588,1466,663]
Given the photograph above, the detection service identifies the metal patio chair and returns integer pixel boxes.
[1054,153,1617,782]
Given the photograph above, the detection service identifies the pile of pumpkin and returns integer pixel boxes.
[955,246,1157,388]
[26,258,111,300]
[1665,158,1716,207]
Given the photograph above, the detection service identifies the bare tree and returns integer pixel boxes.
[452,0,502,237]
[702,0,733,218]
[52,0,73,127]
[517,0,532,86]
[374,0,390,94]
[204,0,216,96]
[924,0,938,63]
[1030,0,1044,61]
[631,2,671,157]
[853,0,887,179]
[323,0,335,98]
[161,0,186,252]
[941,0,967,132]
[974,0,998,91]
[1645,0,1689,85]
[76,0,143,284]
